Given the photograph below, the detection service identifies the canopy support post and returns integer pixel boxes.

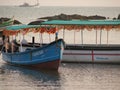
[74,30,76,45]
[20,33,23,52]
[39,32,43,47]
[32,36,35,43]
[63,26,65,40]
[81,30,83,45]
[100,29,102,45]
[107,30,109,45]
[96,29,97,45]
[39,33,41,46]
[49,34,51,42]
[11,35,13,41]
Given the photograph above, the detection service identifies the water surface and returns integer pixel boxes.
[1,58,120,90]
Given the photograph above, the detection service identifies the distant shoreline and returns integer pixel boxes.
[0,5,120,8]
[0,6,120,24]
[1,13,120,25]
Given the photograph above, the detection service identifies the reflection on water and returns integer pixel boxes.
[0,60,120,90]
[0,62,61,90]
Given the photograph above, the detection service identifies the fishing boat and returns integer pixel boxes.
[19,0,39,7]
[1,25,64,70]
[42,20,120,63]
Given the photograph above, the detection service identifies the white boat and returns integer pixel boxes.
[63,44,120,63]
[19,0,39,7]
[42,20,120,63]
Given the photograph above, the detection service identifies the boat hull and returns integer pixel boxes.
[62,44,120,63]
[6,59,60,70]
[2,39,64,70]
[28,60,60,70]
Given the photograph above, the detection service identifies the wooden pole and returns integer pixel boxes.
[32,37,35,44]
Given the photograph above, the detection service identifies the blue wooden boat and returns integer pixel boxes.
[1,25,64,70]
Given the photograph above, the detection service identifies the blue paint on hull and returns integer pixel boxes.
[2,39,64,67]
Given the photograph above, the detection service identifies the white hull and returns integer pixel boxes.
[15,43,120,63]
[62,47,120,63]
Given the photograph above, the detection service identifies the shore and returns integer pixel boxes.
[0,13,120,25]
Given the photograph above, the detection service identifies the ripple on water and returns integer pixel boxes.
[0,59,120,90]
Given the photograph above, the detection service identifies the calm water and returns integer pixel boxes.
[1,58,120,90]
[0,6,120,90]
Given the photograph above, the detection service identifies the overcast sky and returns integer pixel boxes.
[0,0,120,7]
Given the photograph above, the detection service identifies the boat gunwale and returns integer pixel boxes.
[65,44,120,50]
[1,39,63,55]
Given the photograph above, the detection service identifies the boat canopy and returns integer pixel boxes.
[42,20,120,44]
[42,20,120,31]
[6,25,40,30]
[42,20,120,25]
[0,19,13,28]
[3,25,57,36]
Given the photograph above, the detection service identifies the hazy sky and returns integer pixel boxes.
[0,0,120,7]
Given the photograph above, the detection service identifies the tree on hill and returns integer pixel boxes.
[118,14,120,19]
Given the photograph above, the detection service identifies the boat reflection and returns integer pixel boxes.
[0,63,61,88]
